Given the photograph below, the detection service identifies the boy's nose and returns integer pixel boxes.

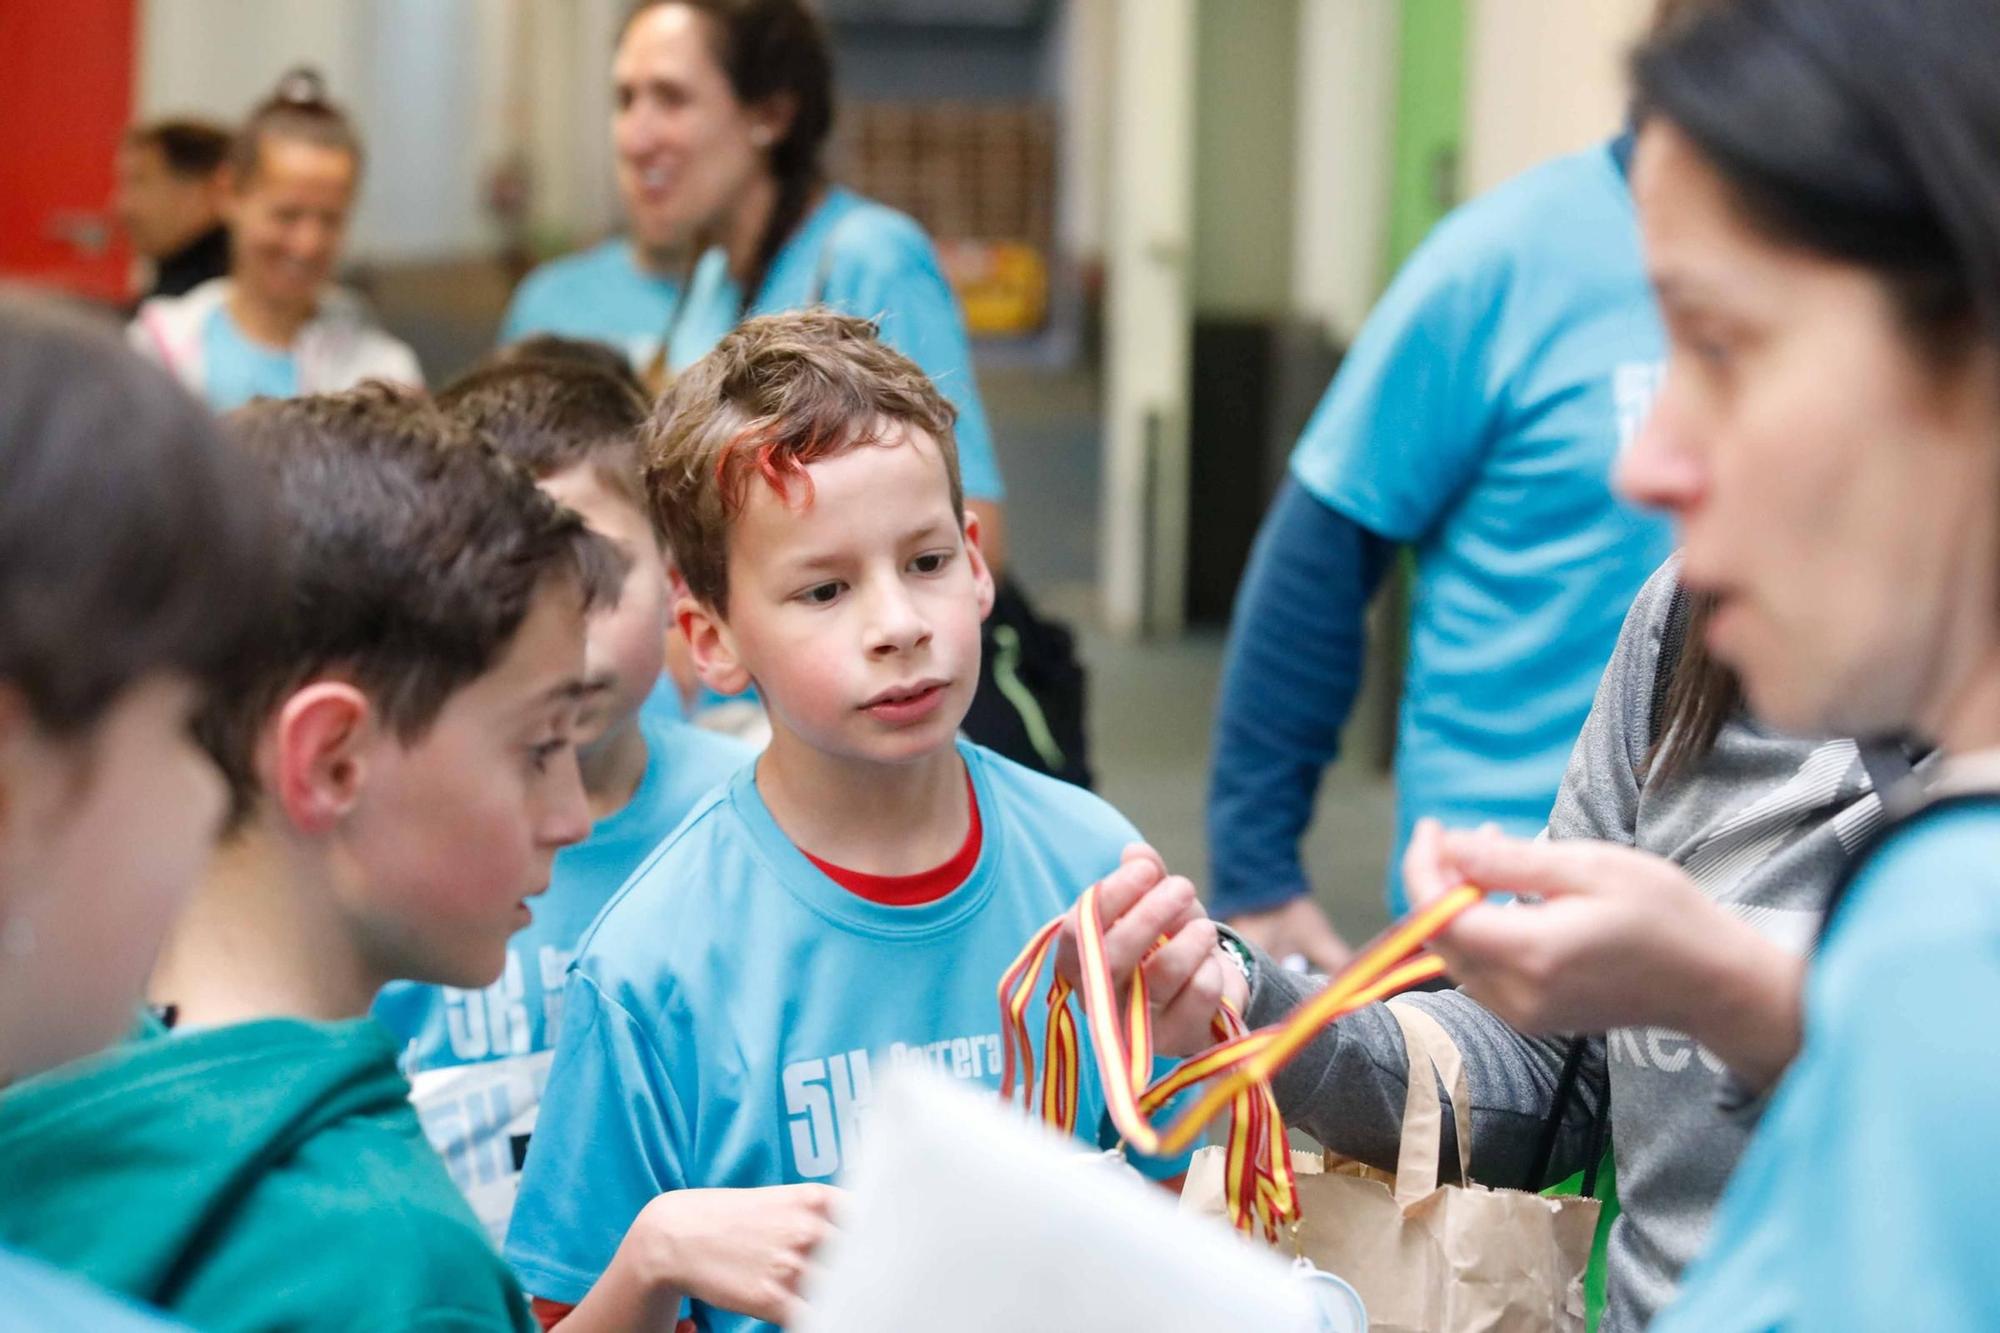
[865,584,931,656]
[542,752,594,849]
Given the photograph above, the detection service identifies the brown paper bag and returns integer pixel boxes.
[1181,1003,1599,1333]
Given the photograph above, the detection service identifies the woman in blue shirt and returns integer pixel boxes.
[1387,0,2000,1325]
[129,70,421,411]
[510,0,1007,562]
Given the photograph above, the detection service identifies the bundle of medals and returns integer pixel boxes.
[999,883,1485,1240]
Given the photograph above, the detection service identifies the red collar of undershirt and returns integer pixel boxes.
[800,773,982,907]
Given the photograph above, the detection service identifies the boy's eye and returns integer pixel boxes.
[910,551,952,576]
[527,738,570,773]
[798,581,844,606]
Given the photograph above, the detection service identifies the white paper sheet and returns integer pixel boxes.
[798,1068,1345,1332]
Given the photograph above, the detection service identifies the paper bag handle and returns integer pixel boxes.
[1388,1002,1474,1204]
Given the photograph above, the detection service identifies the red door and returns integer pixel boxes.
[0,0,138,304]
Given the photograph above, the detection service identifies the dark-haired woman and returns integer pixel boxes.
[1376,0,2000,1324]
[1192,553,1887,1332]
[505,0,1006,561]
[131,70,421,410]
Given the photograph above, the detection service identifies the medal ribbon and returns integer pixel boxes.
[999,883,1483,1236]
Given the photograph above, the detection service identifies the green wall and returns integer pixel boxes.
[1385,0,1467,275]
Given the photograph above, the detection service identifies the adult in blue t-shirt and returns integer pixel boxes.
[372,707,751,1243]
[498,239,684,380]
[497,0,1008,556]
[506,743,1188,1333]
[1206,133,1674,955]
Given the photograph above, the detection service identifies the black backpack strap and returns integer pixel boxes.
[1523,1036,1588,1192]
[1524,1035,1608,1196]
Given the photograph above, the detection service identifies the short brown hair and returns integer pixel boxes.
[494,334,650,401]
[124,118,232,178]
[643,309,961,615]
[438,358,661,541]
[198,383,621,826]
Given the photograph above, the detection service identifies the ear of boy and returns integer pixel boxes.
[270,682,376,836]
[680,598,750,697]
[963,512,997,624]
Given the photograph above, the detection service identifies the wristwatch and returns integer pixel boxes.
[1215,927,1257,992]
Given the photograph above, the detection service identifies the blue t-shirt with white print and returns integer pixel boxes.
[498,239,683,372]
[200,304,299,412]
[372,709,752,1243]
[1656,799,2000,1332]
[1289,138,1674,909]
[662,187,1004,502]
[505,741,1181,1331]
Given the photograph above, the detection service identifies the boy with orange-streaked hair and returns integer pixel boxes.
[507,312,1227,1333]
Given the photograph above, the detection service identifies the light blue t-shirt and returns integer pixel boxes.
[0,1246,187,1331]
[639,673,686,724]
[199,305,299,412]
[372,710,752,1243]
[498,238,684,372]
[1290,139,1674,909]
[1656,798,2000,1331]
[661,187,1004,502]
[506,741,1180,1330]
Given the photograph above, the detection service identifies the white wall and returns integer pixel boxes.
[1053,0,1115,267]
[1289,0,1398,338]
[1463,0,1653,197]
[519,0,627,245]
[1099,0,1196,636]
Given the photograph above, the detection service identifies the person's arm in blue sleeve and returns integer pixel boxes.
[1207,477,1393,920]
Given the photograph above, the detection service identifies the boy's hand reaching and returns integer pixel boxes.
[1055,843,1248,1058]
[636,1183,841,1327]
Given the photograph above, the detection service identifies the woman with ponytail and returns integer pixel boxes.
[131,69,422,409]
[505,0,1007,563]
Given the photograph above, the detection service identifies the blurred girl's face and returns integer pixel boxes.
[227,137,358,315]
[1619,121,2000,743]
[0,676,224,1082]
[611,3,785,259]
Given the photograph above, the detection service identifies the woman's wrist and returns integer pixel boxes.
[1676,915,1805,1091]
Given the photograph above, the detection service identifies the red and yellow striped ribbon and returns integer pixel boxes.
[997,882,1483,1237]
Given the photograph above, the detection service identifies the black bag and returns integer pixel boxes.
[960,576,1094,789]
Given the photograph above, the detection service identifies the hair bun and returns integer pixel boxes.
[272,66,329,109]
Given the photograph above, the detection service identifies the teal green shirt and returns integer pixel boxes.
[0,1017,535,1332]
